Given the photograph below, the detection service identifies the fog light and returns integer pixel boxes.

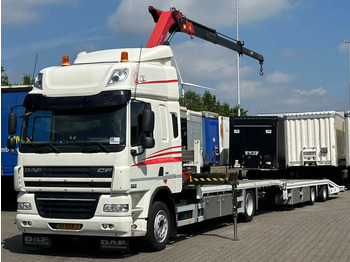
[18,202,32,210]
[101,223,115,230]
[21,220,33,227]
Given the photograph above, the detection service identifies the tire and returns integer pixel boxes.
[318,186,327,202]
[145,201,170,251]
[308,187,316,205]
[242,190,255,222]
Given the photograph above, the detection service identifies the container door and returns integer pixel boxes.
[203,117,219,165]
[231,125,277,169]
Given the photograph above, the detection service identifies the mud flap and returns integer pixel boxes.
[23,233,52,247]
[99,237,129,251]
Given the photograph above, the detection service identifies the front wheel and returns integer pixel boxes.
[145,201,170,251]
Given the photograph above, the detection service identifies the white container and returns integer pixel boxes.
[284,111,346,167]
[219,116,230,165]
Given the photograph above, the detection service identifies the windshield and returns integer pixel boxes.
[20,105,126,153]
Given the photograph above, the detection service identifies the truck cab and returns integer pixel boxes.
[9,46,182,250]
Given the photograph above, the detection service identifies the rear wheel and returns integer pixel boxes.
[242,190,255,222]
[145,201,170,251]
[308,187,316,205]
[318,186,327,202]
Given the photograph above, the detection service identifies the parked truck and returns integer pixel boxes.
[6,7,344,252]
[1,86,32,209]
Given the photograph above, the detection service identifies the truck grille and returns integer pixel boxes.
[23,167,113,192]
[35,192,101,219]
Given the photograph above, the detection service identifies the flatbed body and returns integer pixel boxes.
[175,178,344,228]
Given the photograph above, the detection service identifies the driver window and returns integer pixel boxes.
[131,101,151,146]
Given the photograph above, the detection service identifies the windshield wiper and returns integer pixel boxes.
[97,143,110,153]
[81,143,110,153]
[35,143,60,154]
[48,143,61,153]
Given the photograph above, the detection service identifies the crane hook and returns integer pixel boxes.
[259,62,264,76]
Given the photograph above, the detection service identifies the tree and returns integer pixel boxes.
[179,90,203,112]
[179,90,248,116]
[1,66,10,86]
[23,74,34,85]
[202,91,219,112]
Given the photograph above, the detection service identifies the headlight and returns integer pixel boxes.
[18,202,32,210]
[103,204,129,213]
[106,68,128,86]
[33,73,43,89]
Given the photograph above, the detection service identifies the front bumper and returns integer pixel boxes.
[16,213,146,237]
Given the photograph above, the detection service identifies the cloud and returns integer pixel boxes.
[292,87,327,96]
[107,0,295,37]
[2,0,79,26]
[212,68,337,114]
[266,70,295,84]
[171,41,258,85]
[280,50,295,58]
[3,27,108,59]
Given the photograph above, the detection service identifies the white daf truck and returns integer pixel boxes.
[6,7,343,251]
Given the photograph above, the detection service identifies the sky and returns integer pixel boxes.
[1,0,350,115]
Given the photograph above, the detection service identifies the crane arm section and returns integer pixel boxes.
[147,6,264,74]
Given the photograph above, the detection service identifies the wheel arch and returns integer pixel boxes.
[148,186,177,237]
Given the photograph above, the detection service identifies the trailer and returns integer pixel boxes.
[1,86,32,209]
[177,177,343,226]
[5,6,345,253]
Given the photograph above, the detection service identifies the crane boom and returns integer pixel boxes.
[147,6,264,74]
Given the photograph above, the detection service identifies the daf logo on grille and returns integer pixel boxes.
[25,168,43,173]
[97,168,113,173]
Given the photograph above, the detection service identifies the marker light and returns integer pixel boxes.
[34,73,43,89]
[120,51,128,62]
[106,68,128,86]
[62,56,70,66]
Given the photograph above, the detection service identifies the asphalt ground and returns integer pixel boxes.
[2,190,350,262]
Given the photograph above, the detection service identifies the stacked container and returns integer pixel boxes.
[219,116,230,166]
[229,116,285,171]
[284,111,346,168]
[202,112,220,165]
[180,107,202,151]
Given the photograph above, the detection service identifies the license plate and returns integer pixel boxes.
[53,223,83,230]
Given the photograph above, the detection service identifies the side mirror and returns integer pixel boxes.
[142,110,154,133]
[8,112,18,135]
[131,109,155,157]
[7,136,18,155]
[7,137,17,150]
[142,136,155,149]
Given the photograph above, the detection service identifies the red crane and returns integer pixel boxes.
[146,6,264,75]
